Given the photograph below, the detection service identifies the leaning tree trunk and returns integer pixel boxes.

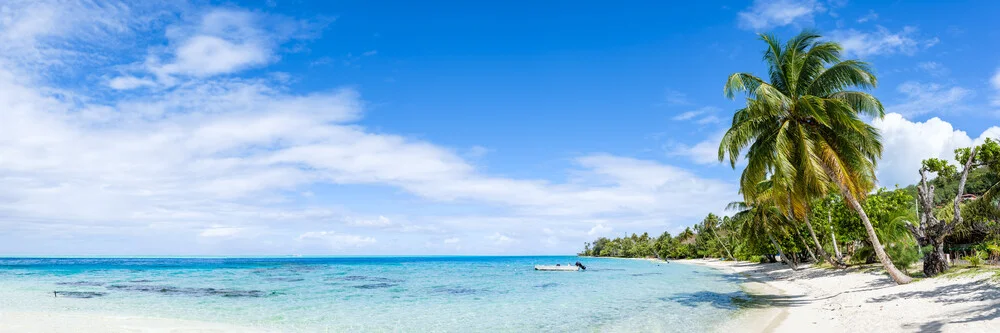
[829,211,843,260]
[707,228,734,260]
[767,231,797,270]
[794,231,818,263]
[804,212,846,268]
[840,186,912,284]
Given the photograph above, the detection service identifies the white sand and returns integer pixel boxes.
[0,311,273,333]
[679,259,1000,333]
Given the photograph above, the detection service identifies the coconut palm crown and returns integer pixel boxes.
[718,31,912,284]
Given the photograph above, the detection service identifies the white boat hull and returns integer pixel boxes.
[534,265,580,271]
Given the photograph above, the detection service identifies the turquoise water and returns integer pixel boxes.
[0,257,745,332]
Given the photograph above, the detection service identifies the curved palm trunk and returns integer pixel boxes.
[767,231,797,270]
[838,184,912,284]
[794,231,818,263]
[709,228,734,259]
[803,213,846,268]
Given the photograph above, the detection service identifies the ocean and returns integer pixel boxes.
[0,256,746,332]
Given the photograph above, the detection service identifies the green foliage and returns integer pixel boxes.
[964,251,985,267]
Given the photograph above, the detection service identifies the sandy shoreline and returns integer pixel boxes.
[674,258,1000,332]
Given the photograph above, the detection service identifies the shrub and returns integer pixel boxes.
[964,251,985,267]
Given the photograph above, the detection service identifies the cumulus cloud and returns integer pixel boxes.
[588,224,613,236]
[830,26,938,58]
[668,131,725,165]
[737,0,826,31]
[111,8,323,87]
[0,1,741,255]
[874,113,1000,187]
[886,81,972,117]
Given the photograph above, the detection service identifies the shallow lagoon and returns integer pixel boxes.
[0,256,746,332]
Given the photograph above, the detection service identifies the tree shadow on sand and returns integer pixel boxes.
[878,279,1000,332]
[663,291,811,310]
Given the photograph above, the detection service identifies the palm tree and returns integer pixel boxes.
[702,213,735,259]
[718,31,911,284]
[728,181,799,269]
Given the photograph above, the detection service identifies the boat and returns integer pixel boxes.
[534,265,579,271]
[534,262,586,271]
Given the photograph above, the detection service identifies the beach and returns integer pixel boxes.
[678,259,1000,333]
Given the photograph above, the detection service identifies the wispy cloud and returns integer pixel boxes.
[886,81,972,116]
[663,89,692,106]
[990,69,1000,107]
[829,26,938,58]
[0,1,741,254]
[737,0,826,31]
[672,106,720,123]
[917,61,949,77]
[856,10,878,23]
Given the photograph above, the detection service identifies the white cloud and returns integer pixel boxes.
[673,107,720,124]
[487,232,515,245]
[0,0,161,69]
[874,113,1000,187]
[107,76,157,90]
[668,131,725,165]
[991,69,1000,107]
[199,227,244,238]
[109,8,322,88]
[663,89,691,106]
[0,1,741,255]
[347,216,393,227]
[857,10,878,23]
[696,115,721,125]
[362,50,377,56]
[673,111,701,121]
[917,61,949,77]
[298,231,377,248]
[588,224,613,236]
[738,0,825,31]
[830,26,937,58]
[887,81,972,116]
[443,237,460,244]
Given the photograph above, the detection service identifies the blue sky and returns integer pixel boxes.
[0,0,998,255]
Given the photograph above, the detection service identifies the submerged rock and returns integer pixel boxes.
[54,291,107,298]
[105,284,269,297]
[334,275,403,283]
[534,283,559,288]
[353,283,398,289]
[432,287,486,295]
[55,281,104,287]
[265,277,305,282]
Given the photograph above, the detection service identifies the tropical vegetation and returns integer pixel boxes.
[580,31,1000,283]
